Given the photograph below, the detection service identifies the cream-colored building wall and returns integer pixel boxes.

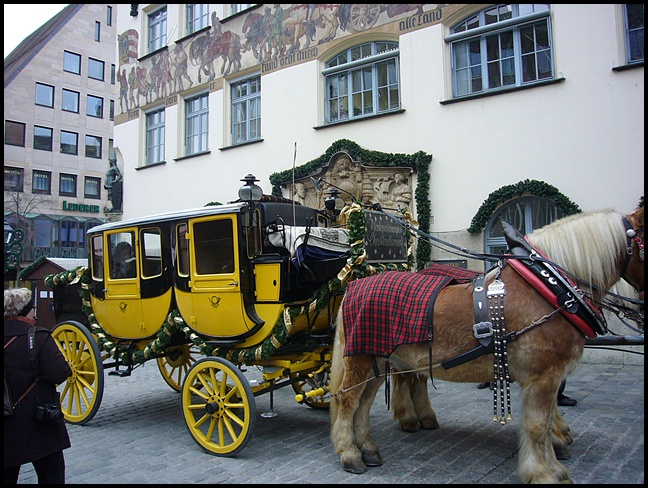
[115,4,643,230]
[4,4,117,219]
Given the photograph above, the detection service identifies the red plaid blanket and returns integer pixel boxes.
[342,265,479,357]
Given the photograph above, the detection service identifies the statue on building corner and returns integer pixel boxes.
[104,158,123,213]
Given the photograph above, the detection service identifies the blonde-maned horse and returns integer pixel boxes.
[330,207,644,483]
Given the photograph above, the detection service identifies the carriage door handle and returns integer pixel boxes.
[228,280,238,287]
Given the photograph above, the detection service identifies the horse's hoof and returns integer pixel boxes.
[362,451,383,467]
[399,419,421,433]
[420,417,440,430]
[553,444,571,460]
[342,462,368,474]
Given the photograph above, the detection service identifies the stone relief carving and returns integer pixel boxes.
[284,151,414,214]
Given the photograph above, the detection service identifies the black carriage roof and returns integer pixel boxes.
[87,199,319,235]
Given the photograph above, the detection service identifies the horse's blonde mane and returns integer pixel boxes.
[525,209,626,301]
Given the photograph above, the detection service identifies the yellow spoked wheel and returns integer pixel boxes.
[291,367,331,410]
[182,357,256,456]
[157,345,197,392]
[52,321,104,425]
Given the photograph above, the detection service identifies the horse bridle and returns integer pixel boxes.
[621,217,644,292]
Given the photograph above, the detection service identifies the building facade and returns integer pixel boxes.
[4,4,118,264]
[113,4,642,268]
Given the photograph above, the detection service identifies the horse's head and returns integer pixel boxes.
[622,206,644,293]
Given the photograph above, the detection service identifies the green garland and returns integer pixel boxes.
[467,179,581,234]
[43,204,413,367]
[269,139,432,269]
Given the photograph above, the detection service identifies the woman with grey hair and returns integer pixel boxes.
[4,288,72,484]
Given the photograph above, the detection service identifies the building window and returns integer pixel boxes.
[33,126,53,151]
[85,135,102,159]
[324,41,400,123]
[107,5,113,26]
[63,51,81,74]
[62,89,80,113]
[484,196,563,258]
[32,170,51,194]
[95,21,101,42]
[625,4,644,64]
[146,108,165,165]
[35,82,54,107]
[5,120,26,147]
[231,4,253,15]
[60,131,79,155]
[4,167,24,192]
[87,95,104,118]
[110,100,115,120]
[187,4,209,35]
[59,174,77,197]
[448,4,552,98]
[84,176,101,199]
[148,6,167,53]
[186,93,209,155]
[59,220,81,248]
[231,76,260,144]
[88,58,105,81]
[111,64,116,85]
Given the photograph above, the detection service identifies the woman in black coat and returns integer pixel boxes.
[4,288,72,484]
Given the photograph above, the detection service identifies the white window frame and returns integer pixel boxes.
[447,4,553,99]
[185,93,209,155]
[323,41,400,124]
[231,75,261,144]
[146,107,166,165]
[187,4,210,35]
[148,6,168,53]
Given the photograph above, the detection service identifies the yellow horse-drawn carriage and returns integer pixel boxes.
[46,174,410,455]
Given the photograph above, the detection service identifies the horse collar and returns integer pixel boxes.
[622,217,644,268]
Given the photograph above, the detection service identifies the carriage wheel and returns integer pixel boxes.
[181,357,256,456]
[157,344,198,392]
[291,367,331,410]
[347,4,382,33]
[52,321,104,425]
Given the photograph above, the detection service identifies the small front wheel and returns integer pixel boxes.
[181,357,256,456]
[157,344,197,392]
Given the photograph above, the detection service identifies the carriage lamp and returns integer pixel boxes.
[238,174,263,202]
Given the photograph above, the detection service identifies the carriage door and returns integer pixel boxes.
[175,215,256,338]
[94,229,145,339]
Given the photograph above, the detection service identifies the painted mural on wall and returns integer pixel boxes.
[116,4,452,122]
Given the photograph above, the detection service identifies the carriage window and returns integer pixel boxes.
[109,232,136,279]
[449,4,552,98]
[324,41,400,123]
[141,228,162,278]
[194,220,235,275]
[177,224,190,276]
[91,235,104,280]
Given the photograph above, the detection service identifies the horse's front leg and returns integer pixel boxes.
[354,373,385,467]
[518,377,572,484]
[392,374,439,432]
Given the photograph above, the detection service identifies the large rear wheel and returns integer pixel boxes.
[52,321,104,424]
[181,357,256,456]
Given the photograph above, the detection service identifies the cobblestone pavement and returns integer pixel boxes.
[17,361,643,484]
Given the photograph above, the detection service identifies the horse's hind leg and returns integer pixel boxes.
[354,374,385,467]
[551,406,572,460]
[392,374,439,432]
[331,355,377,474]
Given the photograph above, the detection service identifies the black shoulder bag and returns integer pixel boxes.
[4,327,40,416]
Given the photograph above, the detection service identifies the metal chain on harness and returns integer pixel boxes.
[488,262,512,424]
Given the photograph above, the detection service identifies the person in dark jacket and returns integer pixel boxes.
[4,288,72,484]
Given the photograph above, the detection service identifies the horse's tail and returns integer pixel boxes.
[329,301,346,430]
